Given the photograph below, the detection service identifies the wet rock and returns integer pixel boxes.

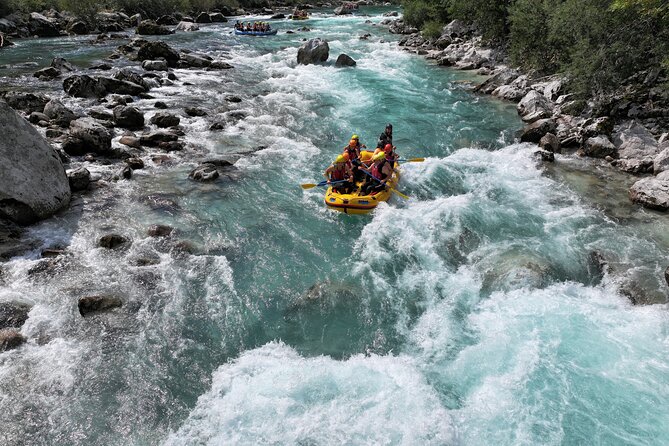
[63,75,145,98]
[176,21,200,32]
[335,53,356,67]
[517,90,552,123]
[89,109,114,121]
[629,177,669,211]
[89,63,112,71]
[43,99,76,127]
[150,112,180,128]
[614,158,654,174]
[297,38,329,65]
[113,105,145,130]
[98,234,131,249]
[158,141,184,152]
[141,59,168,71]
[334,5,353,15]
[147,224,173,237]
[78,295,122,316]
[492,75,530,102]
[63,118,112,155]
[0,101,71,225]
[137,41,180,67]
[129,255,161,267]
[0,302,31,329]
[34,66,61,80]
[180,52,212,68]
[271,13,285,19]
[29,112,50,124]
[195,12,212,24]
[46,128,65,139]
[154,101,169,110]
[125,157,144,169]
[51,57,75,72]
[67,167,91,191]
[119,135,141,148]
[0,32,13,48]
[534,149,555,162]
[209,121,226,131]
[0,328,26,352]
[208,60,233,70]
[584,136,617,158]
[0,91,50,114]
[140,130,178,146]
[136,20,173,36]
[388,19,418,35]
[41,247,65,258]
[539,132,560,153]
[189,163,219,181]
[225,95,242,103]
[100,76,147,95]
[111,165,133,180]
[185,107,207,117]
[665,265,669,288]
[520,119,557,144]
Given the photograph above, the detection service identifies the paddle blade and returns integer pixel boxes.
[300,183,318,189]
[407,157,425,162]
[391,188,409,199]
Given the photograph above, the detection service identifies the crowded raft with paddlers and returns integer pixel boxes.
[234,21,277,36]
[301,124,424,214]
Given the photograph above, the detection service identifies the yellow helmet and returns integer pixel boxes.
[335,154,346,163]
[351,134,359,140]
[373,151,385,161]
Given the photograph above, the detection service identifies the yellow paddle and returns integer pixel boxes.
[390,188,409,199]
[398,157,425,163]
[300,180,347,190]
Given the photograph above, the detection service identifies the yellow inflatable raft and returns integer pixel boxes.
[324,150,400,214]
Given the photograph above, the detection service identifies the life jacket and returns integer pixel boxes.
[371,159,387,181]
[331,165,347,181]
[385,150,397,164]
[345,145,359,161]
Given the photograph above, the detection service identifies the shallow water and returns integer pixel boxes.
[1,7,669,446]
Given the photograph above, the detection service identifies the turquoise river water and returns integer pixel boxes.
[1,7,669,446]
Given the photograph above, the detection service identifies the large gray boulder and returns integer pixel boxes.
[335,54,356,67]
[0,91,50,113]
[0,101,71,224]
[654,143,669,174]
[175,21,200,32]
[629,177,669,211]
[297,38,329,65]
[613,121,660,160]
[43,99,76,127]
[62,118,112,155]
[520,119,557,144]
[136,20,173,35]
[584,136,617,158]
[113,105,145,129]
[517,90,552,123]
[28,12,60,37]
[137,41,180,67]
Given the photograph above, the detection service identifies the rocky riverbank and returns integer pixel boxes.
[383,17,669,212]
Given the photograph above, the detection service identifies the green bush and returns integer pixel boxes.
[421,20,442,39]
[448,0,510,40]
[402,0,435,29]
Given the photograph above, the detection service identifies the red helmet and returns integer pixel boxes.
[384,144,393,151]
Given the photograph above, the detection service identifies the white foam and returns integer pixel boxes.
[164,342,454,446]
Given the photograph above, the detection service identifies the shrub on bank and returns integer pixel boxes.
[421,20,442,39]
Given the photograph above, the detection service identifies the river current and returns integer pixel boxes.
[1,7,669,446]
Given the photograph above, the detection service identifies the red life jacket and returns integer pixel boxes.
[331,165,346,181]
[371,159,387,181]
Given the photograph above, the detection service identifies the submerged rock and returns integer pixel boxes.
[189,163,219,181]
[539,132,560,153]
[98,234,131,249]
[147,224,173,237]
[0,101,71,224]
[34,66,61,80]
[0,328,26,352]
[78,295,123,316]
[0,302,31,329]
[185,107,207,117]
[297,38,329,65]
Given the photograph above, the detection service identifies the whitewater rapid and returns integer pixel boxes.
[1,7,668,446]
